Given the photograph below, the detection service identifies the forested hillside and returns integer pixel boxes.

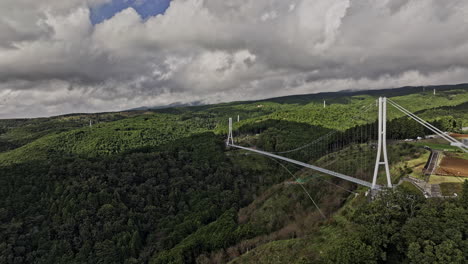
[0,85,467,263]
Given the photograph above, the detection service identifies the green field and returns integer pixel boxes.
[440,182,464,196]
[429,175,467,184]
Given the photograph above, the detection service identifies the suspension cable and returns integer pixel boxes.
[272,131,335,154]
[267,102,376,155]
[270,158,326,219]
[287,163,358,195]
[387,99,468,152]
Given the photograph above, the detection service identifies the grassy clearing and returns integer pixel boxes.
[439,182,464,196]
[408,151,430,180]
[399,181,424,196]
[428,175,467,184]
[387,149,430,182]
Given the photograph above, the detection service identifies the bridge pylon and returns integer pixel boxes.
[372,97,392,189]
[226,117,234,146]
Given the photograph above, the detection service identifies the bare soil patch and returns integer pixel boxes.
[450,133,468,138]
[436,155,468,177]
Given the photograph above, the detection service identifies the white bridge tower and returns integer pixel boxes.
[372,97,392,189]
[226,117,234,146]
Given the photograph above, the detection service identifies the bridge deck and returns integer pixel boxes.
[229,144,379,189]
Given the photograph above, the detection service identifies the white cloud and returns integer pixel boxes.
[1,0,468,118]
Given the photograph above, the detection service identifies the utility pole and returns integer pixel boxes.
[433,89,436,95]
[89,120,92,128]
[237,115,240,122]
[323,100,326,108]
[226,118,234,146]
[372,97,392,189]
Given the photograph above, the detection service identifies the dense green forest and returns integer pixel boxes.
[0,85,467,263]
[327,184,468,264]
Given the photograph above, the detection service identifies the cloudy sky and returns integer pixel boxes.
[1,0,468,118]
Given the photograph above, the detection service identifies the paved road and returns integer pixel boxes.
[424,149,440,176]
[404,177,444,198]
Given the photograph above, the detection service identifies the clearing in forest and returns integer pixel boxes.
[435,153,468,177]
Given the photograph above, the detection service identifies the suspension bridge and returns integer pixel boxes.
[226,97,468,192]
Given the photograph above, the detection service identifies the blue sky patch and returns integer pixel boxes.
[90,0,171,24]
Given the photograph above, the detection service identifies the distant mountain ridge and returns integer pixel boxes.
[126,83,468,112]
[127,101,204,111]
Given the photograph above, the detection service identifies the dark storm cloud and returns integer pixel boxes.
[1,0,468,118]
